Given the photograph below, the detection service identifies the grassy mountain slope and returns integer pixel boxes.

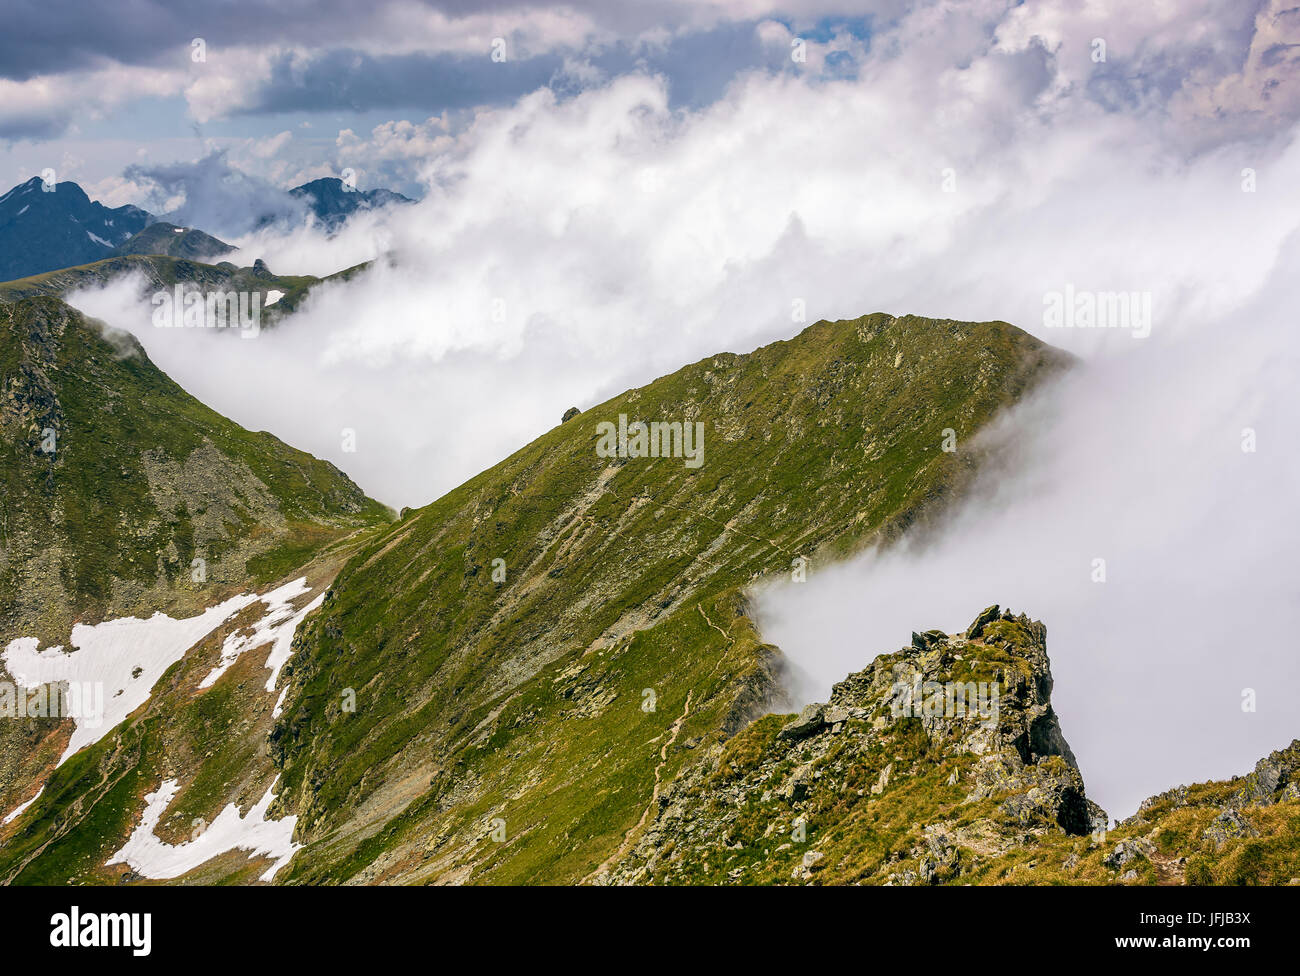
[0,531,374,885]
[612,607,1300,886]
[0,296,388,641]
[265,313,1069,884]
[0,253,374,326]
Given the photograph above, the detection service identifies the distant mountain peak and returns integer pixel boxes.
[0,177,150,282]
[287,177,413,231]
[0,171,412,284]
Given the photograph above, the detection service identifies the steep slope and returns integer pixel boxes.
[113,223,236,261]
[610,606,1103,884]
[0,178,150,282]
[265,313,1069,884]
[0,537,375,885]
[0,296,390,641]
[611,606,1300,886]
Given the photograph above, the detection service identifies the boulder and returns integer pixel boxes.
[1103,837,1153,871]
[1204,808,1258,846]
[778,703,826,741]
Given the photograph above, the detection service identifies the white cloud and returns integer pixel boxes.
[0,64,182,142]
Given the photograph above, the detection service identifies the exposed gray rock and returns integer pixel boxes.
[965,604,1001,639]
[1204,808,1258,846]
[778,703,826,741]
[1104,837,1153,871]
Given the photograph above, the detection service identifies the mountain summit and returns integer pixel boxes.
[287,178,414,231]
[0,178,149,282]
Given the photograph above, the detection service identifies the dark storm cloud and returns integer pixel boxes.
[234,47,565,115]
[591,20,785,107]
[0,0,795,81]
[233,20,791,117]
[0,0,495,80]
[0,111,70,141]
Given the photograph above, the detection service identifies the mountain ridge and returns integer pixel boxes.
[287,178,414,232]
[608,605,1300,885]
[0,295,390,642]
[0,175,409,284]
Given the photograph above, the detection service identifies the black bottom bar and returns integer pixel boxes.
[0,883,1284,964]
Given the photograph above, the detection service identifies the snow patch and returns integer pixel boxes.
[2,786,44,825]
[107,777,301,882]
[3,593,260,764]
[16,205,28,216]
[198,578,321,692]
[264,289,284,306]
[87,231,112,247]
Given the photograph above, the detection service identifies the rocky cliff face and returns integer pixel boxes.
[606,605,1107,884]
[605,605,1300,886]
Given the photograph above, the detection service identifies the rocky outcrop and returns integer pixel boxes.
[606,606,1107,885]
